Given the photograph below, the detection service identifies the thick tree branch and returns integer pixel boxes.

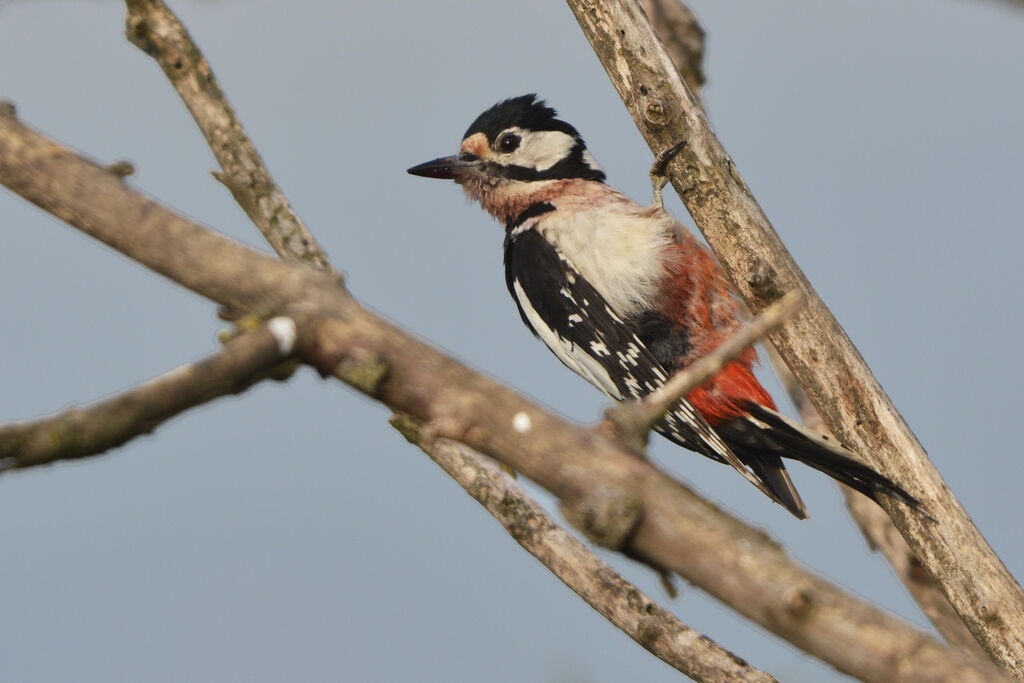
[643,1,997,660]
[566,0,1024,672]
[642,0,988,657]
[0,105,318,314]
[0,320,297,471]
[0,109,1004,683]
[406,436,777,683]
[767,350,991,661]
[123,0,331,272]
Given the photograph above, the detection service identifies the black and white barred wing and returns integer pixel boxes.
[504,228,766,486]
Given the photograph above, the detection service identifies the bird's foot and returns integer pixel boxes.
[648,140,687,210]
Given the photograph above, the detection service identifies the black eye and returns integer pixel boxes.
[497,133,521,153]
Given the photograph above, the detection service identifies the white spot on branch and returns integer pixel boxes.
[268,316,297,355]
[512,411,532,434]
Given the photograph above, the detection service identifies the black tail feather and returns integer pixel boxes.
[655,400,922,518]
[738,403,921,510]
[657,415,810,518]
[747,454,808,519]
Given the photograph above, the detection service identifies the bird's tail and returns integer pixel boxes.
[722,402,921,514]
[744,453,808,519]
[656,409,811,517]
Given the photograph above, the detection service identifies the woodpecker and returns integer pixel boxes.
[408,94,917,518]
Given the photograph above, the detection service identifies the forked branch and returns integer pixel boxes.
[0,320,298,471]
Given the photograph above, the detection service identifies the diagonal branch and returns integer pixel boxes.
[124,0,331,272]
[640,0,988,658]
[0,107,1005,683]
[565,0,1024,673]
[0,318,298,471]
[765,348,992,662]
[0,104,313,314]
[641,0,706,100]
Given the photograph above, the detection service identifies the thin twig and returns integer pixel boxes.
[565,0,1024,673]
[124,0,331,272]
[0,319,298,471]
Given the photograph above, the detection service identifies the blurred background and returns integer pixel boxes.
[1,0,1022,680]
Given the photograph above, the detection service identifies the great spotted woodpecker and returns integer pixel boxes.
[408,94,917,518]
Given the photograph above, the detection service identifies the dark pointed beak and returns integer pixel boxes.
[407,155,480,180]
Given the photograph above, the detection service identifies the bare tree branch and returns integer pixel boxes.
[407,436,778,683]
[0,107,1004,683]
[0,105,314,315]
[641,0,991,657]
[0,320,297,471]
[565,0,1024,673]
[642,1,1001,662]
[123,0,331,272]
[766,348,992,662]
[641,0,706,98]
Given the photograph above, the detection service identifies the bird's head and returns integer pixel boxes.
[407,95,605,221]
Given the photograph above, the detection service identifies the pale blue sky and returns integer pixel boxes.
[2,1,1022,681]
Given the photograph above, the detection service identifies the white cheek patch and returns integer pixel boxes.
[510,129,577,171]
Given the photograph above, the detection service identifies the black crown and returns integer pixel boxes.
[463,94,583,144]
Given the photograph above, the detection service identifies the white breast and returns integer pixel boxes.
[535,193,674,318]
